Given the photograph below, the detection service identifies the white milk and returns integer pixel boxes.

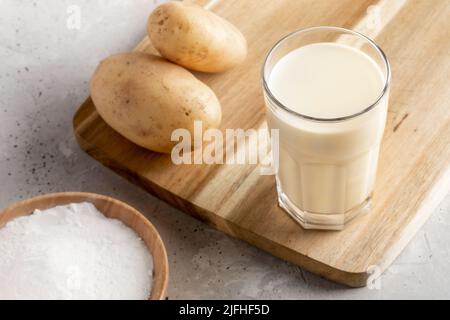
[265,42,388,229]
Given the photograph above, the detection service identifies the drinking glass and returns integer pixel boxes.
[262,26,391,230]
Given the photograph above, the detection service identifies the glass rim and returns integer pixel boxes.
[261,26,391,122]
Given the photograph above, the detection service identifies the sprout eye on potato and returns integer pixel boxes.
[148,1,247,73]
[90,52,222,154]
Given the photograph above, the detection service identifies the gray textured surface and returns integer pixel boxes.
[0,0,449,299]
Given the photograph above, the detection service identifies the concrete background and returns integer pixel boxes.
[1,0,449,299]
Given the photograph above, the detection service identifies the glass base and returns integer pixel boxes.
[277,189,372,231]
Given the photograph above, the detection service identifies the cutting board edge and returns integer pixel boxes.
[378,164,450,275]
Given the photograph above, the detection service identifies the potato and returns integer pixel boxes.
[90,52,222,153]
[148,1,247,73]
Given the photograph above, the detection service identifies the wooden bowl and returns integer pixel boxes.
[0,192,169,300]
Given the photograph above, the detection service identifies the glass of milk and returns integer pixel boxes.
[262,26,391,230]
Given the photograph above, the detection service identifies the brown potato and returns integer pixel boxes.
[148,1,247,73]
[90,52,222,153]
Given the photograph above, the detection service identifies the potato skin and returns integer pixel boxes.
[90,52,222,153]
[148,1,247,73]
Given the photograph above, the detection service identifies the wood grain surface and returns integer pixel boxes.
[73,0,450,287]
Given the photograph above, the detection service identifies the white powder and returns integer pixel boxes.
[0,202,153,300]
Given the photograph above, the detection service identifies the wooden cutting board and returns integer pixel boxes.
[73,0,450,287]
